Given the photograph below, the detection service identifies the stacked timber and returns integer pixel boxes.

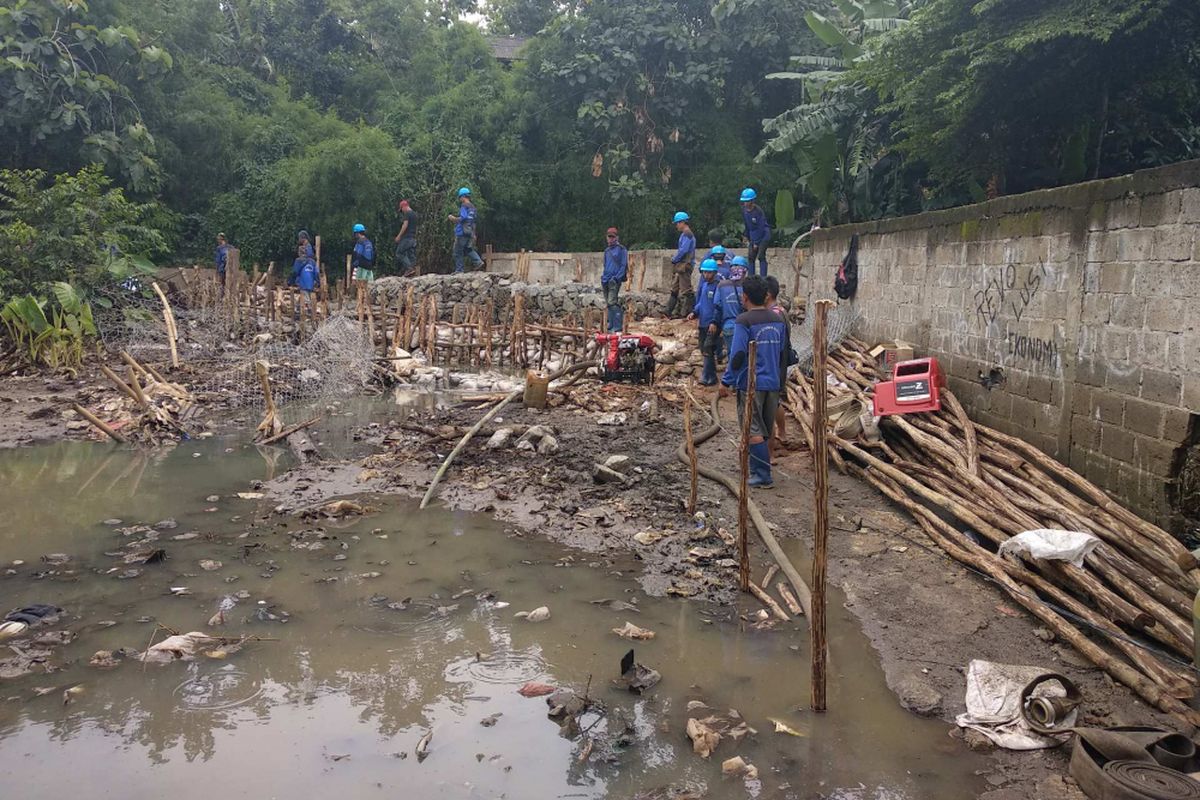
[787,338,1200,726]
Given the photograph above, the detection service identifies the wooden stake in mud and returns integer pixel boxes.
[254,360,282,439]
[684,388,698,515]
[72,402,127,444]
[811,299,834,712]
[150,282,180,369]
[738,340,757,592]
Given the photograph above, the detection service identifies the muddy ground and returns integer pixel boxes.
[320,384,1183,800]
[0,359,1183,799]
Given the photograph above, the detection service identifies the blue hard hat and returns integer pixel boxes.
[739,188,757,203]
[672,211,690,224]
[352,223,366,233]
[457,187,472,197]
[710,245,726,256]
[731,255,749,267]
[700,258,719,272]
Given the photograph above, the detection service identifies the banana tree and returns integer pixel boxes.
[756,0,920,223]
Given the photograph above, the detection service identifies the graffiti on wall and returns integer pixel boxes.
[1006,330,1060,371]
[974,262,1048,328]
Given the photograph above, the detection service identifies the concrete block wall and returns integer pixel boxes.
[805,159,1200,532]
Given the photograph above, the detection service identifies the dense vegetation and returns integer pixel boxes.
[1,0,1197,293]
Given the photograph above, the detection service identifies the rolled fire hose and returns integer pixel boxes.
[676,393,813,618]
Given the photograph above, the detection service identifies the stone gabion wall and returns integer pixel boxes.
[370,273,666,324]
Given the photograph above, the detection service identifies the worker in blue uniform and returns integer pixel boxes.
[721,275,788,488]
[687,258,722,385]
[601,226,628,332]
[667,211,696,318]
[448,187,484,273]
[740,188,771,276]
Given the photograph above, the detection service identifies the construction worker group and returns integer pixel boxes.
[217,183,783,485]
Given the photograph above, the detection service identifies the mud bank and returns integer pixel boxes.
[333,388,1183,800]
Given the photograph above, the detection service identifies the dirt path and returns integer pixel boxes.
[340,387,1183,800]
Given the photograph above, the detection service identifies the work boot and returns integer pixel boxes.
[748,441,773,488]
[680,291,695,319]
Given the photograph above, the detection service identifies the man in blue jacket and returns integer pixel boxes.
[721,275,788,488]
[740,188,771,276]
[687,258,722,385]
[601,226,628,332]
[667,211,696,318]
[448,187,484,273]
[351,223,375,282]
[215,233,230,276]
[289,246,320,323]
[715,256,748,362]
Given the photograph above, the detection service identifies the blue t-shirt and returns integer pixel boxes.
[722,308,788,391]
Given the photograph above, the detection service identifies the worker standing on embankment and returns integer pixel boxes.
[667,211,696,318]
[721,274,786,488]
[601,226,628,332]
[740,188,771,276]
[394,199,418,277]
[688,258,723,385]
[448,187,484,273]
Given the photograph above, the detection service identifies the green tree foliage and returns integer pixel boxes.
[756,1,922,224]
[0,0,171,190]
[0,165,167,297]
[864,0,1200,196]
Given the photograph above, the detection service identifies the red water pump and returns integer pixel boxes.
[873,357,945,415]
[595,333,657,384]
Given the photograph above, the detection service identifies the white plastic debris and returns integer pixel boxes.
[955,659,1076,750]
[998,529,1100,568]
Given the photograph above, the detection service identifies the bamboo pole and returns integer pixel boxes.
[738,340,757,592]
[72,403,127,444]
[684,388,698,515]
[150,282,179,368]
[254,360,281,439]
[811,298,833,713]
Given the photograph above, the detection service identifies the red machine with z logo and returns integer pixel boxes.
[873,357,944,415]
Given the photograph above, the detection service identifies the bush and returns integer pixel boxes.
[0,166,168,298]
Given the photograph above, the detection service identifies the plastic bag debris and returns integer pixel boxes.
[518,682,556,698]
[612,621,656,640]
[955,659,1076,750]
[998,529,1100,568]
[515,606,550,622]
[138,631,228,664]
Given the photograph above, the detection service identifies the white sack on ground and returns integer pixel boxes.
[998,529,1101,568]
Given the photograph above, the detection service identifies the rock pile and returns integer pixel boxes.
[371,274,666,325]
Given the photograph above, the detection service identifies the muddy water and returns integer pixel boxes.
[0,423,983,799]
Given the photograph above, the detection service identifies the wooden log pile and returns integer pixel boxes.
[787,336,1200,726]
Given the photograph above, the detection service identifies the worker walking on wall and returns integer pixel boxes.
[601,226,628,332]
[448,187,484,273]
[394,199,419,277]
[721,275,787,488]
[351,222,375,284]
[740,188,771,276]
[667,211,696,318]
[215,232,230,294]
[687,258,723,385]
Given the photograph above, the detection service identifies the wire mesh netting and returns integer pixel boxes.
[791,299,860,374]
[90,276,378,423]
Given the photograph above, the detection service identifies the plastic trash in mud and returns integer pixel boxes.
[956,659,1079,750]
[415,730,432,762]
[615,649,660,694]
[612,621,656,640]
[998,529,1101,568]
[208,595,238,627]
[514,606,550,622]
[3,604,61,628]
[685,701,756,758]
[518,682,556,698]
